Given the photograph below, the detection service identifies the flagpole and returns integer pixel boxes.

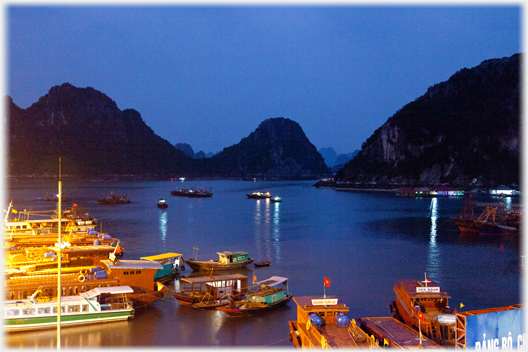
[57,158,62,350]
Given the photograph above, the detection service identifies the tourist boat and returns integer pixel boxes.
[40,193,68,202]
[254,261,271,267]
[183,251,254,271]
[170,187,213,198]
[97,192,131,205]
[288,295,377,348]
[216,276,291,317]
[4,286,135,332]
[270,197,282,203]
[4,255,167,309]
[171,273,248,309]
[390,275,456,345]
[246,192,271,199]
[140,252,185,283]
[157,198,168,209]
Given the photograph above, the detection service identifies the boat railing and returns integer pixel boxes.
[6,273,118,287]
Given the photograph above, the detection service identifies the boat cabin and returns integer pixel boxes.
[217,251,249,264]
[180,274,248,299]
[140,252,184,281]
[250,276,288,304]
[101,259,163,292]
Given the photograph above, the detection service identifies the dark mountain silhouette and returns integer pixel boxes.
[207,117,331,179]
[318,147,338,168]
[336,54,520,188]
[7,83,195,177]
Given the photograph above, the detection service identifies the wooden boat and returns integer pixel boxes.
[359,317,442,349]
[157,198,168,209]
[171,273,248,309]
[390,275,456,346]
[3,286,134,332]
[183,251,254,271]
[4,256,167,309]
[170,187,213,198]
[254,261,271,267]
[288,295,378,348]
[217,276,291,317]
[97,193,131,205]
[246,192,271,199]
[140,252,185,283]
[270,196,282,203]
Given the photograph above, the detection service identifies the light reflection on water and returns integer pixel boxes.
[253,199,282,264]
[159,211,167,245]
[427,197,440,281]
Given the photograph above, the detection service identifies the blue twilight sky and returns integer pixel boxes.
[7,5,521,156]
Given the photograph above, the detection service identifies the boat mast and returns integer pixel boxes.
[57,158,62,349]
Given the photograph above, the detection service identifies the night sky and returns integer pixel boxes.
[7,5,520,156]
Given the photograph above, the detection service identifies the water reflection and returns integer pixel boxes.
[253,199,282,263]
[159,211,167,245]
[426,198,440,280]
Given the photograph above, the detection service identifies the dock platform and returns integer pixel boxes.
[359,317,443,349]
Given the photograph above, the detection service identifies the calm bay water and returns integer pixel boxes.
[3,180,522,348]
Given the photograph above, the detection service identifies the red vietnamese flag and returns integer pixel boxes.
[324,276,330,287]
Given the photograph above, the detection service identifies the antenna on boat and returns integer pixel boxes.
[421,272,431,287]
[57,158,62,349]
[192,245,199,260]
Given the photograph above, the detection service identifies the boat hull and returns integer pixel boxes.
[475,221,518,235]
[183,258,254,271]
[171,291,245,309]
[451,217,478,233]
[129,282,168,308]
[4,310,134,332]
[217,295,292,316]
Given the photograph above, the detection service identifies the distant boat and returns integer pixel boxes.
[171,274,248,309]
[4,286,135,332]
[246,192,271,199]
[254,261,271,267]
[217,276,292,317]
[157,198,168,209]
[97,192,131,205]
[270,197,282,203]
[183,251,254,271]
[171,187,213,198]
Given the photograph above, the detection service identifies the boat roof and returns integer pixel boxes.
[397,280,451,299]
[255,276,288,286]
[181,273,247,284]
[141,253,183,261]
[79,286,134,298]
[48,245,116,253]
[360,317,441,348]
[293,295,349,313]
[217,251,248,256]
[102,259,163,270]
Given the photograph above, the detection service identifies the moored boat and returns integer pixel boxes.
[270,197,282,203]
[140,252,185,283]
[254,261,271,267]
[157,198,168,209]
[97,192,131,205]
[170,187,213,198]
[246,192,271,199]
[171,273,248,309]
[288,295,378,348]
[183,251,254,271]
[217,276,291,317]
[4,286,134,332]
[390,275,456,346]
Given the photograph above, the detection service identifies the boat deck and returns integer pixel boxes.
[359,317,442,349]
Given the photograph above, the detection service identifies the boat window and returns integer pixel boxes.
[68,305,80,313]
[23,291,28,299]
[53,306,66,313]
[62,287,66,296]
[130,271,134,275]
[38,307,51,314]
[6,309,20,316]
[82,305,89,312]
[86,286,90,291]
[136,271,141,274]
[74,286,78,295]
[8,291,14,300]
[124,272,128,275]
[22,308,36,315]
